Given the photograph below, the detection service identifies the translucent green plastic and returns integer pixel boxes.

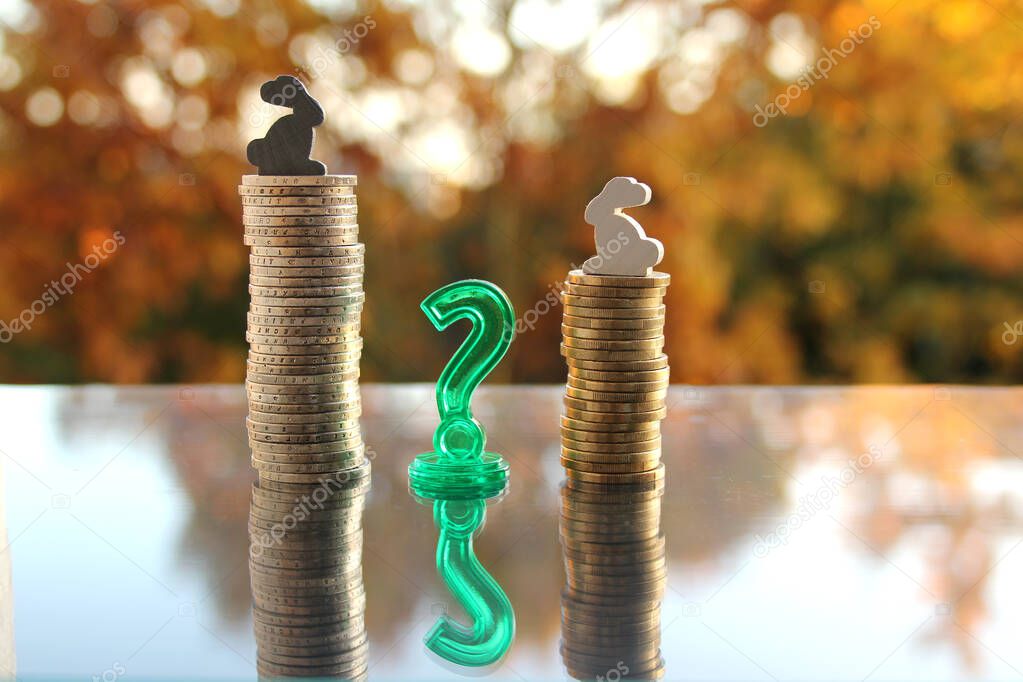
[408,279,516,667]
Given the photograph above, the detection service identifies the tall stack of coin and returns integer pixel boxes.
[240,174,370,679]
[559,268,669,680]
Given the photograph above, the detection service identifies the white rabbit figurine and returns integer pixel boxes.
[583,177,663,277]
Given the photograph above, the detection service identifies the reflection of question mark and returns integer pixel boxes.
[408,279,516,667]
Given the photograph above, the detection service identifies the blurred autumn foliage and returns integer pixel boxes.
[1,0,1022,384]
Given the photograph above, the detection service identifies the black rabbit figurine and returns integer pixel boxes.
[247,75,327,176]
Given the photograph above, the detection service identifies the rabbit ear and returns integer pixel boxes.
[634,181,652,205]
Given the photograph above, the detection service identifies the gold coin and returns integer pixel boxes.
[559,532,664,555]
[246,376,360,392]
[244,225,358,238]
[250,244,364,257]
[246,382,360,396]
[565,581,666,602]
[247,387,360,402]
[250,294,365,307]
[247,410,361,427]
[250,256,364,268]
[564,396,664,413]
[566,269,670,288]
[253,457,364,475]
[247,430,361,446]
[247,350,360,365]
[257,472,369,494]
[247,440,361,456]
[559,520,661,542]
[249,284,362,298]
[556,517,658,539]
[567,376,668,393]
[250,265,364,278]
[242,175,357,187]
[248,384,360,400]
[248,419,358,436]
[562,314,664,331]
[246,373,359,388]
[564,463,665,485]
[243,205,357,217]
[561,442,661,459]
[247,282,361,295]
[247,313,360,327]
[561,294,662,309]
[246,332,361,346]
[248,277,362,290]
[567,366,669,383]
[565,355,669,372]
[247,415,360,432]
[561,456,660,474]
[560,494,661,515]
[242,214,359,227]
[238,185,356,197]
[251,452,364,468]
[561,545,664,567]
[247,346,362,361]
[560,415,661,433]
[561,437,660,454]
[560,617,662,638]
[565,387,667,403]
[247,361,359,375]
[562,324,662,341]
[247,410,359,426]
[563,283,667,298]
[563,406,667,423]
[246,323,359,337]
[256,655,367,678]
[247,426,360,444]
[560,428,660,444]
[561,345,663,362]
[249,303,363,317]
[559,527,661,546]
[245,234,359,248]
[248,411,359,427]
[562,336,664,351]
[247,393,361,409]
[563,304,665,320]
[560,634,661,656]
[560,505,662,524]
[241,192,354,205]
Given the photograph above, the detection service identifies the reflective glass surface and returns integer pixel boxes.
[0,385,1021,680]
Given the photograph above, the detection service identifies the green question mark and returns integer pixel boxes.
[408,279,516,667]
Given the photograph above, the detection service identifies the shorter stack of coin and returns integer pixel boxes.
[559,476,666,679]
[249,463,370,679]
[560,269,669,482]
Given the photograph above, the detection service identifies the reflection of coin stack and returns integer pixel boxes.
[559,269,669,680]
[240,174,370,679]
[248,467,370,679]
